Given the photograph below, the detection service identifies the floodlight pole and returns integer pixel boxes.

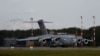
[93,16,96,47]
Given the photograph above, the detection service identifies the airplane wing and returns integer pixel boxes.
[16,36,39,41]
[16,35,53,41]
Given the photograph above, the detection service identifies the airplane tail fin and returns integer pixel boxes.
[24,19,51,35]
[38,20,51,35]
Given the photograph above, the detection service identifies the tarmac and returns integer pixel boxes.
[0,47,100,50]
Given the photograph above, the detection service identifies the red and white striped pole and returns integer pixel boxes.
[80,16,83,47]
[93,16,96,46]
[81,16,83,38]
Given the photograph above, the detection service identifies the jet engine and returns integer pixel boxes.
[77,39,82,44]
[83,39,88,44]
[50,37,60,47]
[38,38,46,44]
[51,37,60,42]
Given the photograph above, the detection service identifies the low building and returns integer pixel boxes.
[4,38,17,47]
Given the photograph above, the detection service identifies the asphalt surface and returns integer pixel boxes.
[0,47,100,50]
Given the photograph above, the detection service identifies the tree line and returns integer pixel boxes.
[0,26,100,46]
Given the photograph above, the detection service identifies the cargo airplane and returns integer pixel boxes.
[17,20,93,47]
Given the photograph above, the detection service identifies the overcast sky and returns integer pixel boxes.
[0,0,100,30]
